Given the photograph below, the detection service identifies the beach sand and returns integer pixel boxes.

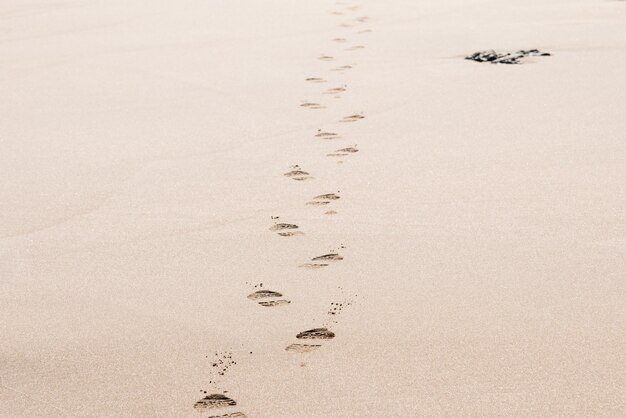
[1,0,625,416]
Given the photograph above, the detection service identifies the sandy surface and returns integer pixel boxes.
[1,0,625,416]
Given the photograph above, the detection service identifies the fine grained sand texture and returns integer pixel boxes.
[1,0,625,416]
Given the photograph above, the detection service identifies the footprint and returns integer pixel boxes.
[247,290,283,299]
[330,65,353,72]
[325,210,338,215]
[339,23,353,28]
[357,29,372,34]
[285,344,322,353]
[284,165,313,181]
[311,253,343,262]
[318,55,335,61]
[299,263,330,269]
[300,102,325,110]
[247,289,291,307]
[194,394,237,411]
[195,351,249,415]
[355,16,369,22]
[315,129,340,140]
[258,300,291,307]
[299,250,344,268]
[340,113,364,122]
[332,37,347,43]
[269,221,303,237]
[305,77,326,83]
[285,329,334,354]
[296,328,336,340]
[307,193,340,205]
[286,292,354,353]
[345,45,365,51]
[324,86,347,94]
[327,145,358,157]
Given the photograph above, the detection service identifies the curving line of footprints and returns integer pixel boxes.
[193,2,370,415]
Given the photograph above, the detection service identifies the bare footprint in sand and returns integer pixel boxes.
[315,129,340,140]
[300,102,325,110]
[305,77,326,83]
[340,113,364,123]
[284,165,313,181]
[318,55,335,61]
[327,145,359,157]
[332,37,347,43]
[346,45,365,51]
[355,16,369,22]
[307,193,340,205]
[208,413,247,418]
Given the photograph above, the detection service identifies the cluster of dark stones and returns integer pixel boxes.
[465,49,551,64]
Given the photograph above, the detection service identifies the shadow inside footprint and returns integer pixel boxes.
[341,114,364,122]
[327,146,358,157]
[299,263,329,269]
[258,300,291,307]
[307,193,340,205]
[269,223,299,232]
[300,102,325,109]
[194,394,237,410]
[247,290,283,300]
[324,86,347,94]
[315,130,339,139]
[311,253,343,262]
[285,343,322,353]
[277,231,303,237]
[296,328,335,340]
[284,168,312,181]
[248,290,291,307]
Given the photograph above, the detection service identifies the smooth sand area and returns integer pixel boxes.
[1,0,625,416]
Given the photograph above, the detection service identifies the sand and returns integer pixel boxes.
[1,0,625,416]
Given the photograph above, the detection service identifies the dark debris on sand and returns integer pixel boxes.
[465,49,551,64]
